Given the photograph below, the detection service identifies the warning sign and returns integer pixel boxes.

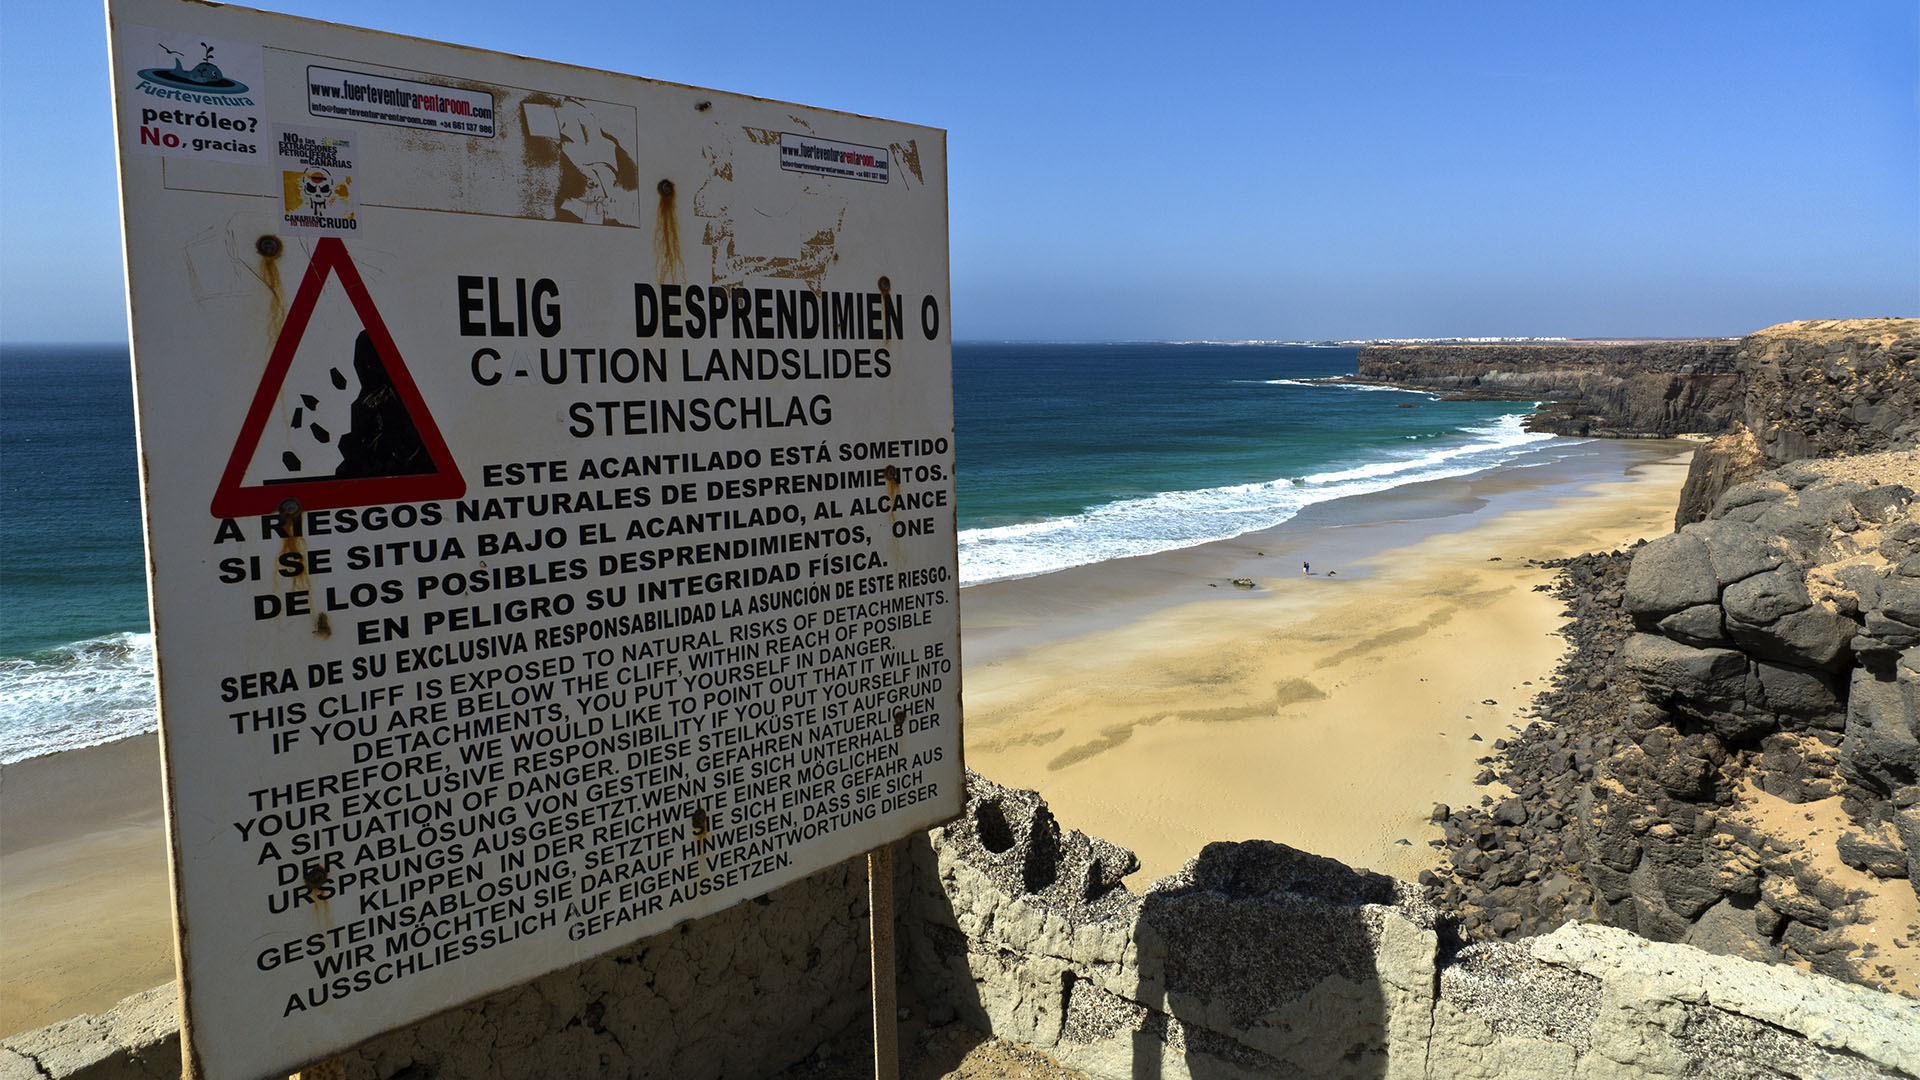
[110,1,954,1078]
[211,238,463,517]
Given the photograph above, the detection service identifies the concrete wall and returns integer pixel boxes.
[3,858,872,1080]
[10,773,1919,1080]
[908,774,1920,1080]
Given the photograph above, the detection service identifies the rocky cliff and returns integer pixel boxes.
[1739,320,1920,464]
[1354,340,1744,438]
[1356,320,1920,526]
[1676,320,1920,525]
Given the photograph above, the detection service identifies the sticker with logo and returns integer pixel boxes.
[275,125,359,236]
[119,27,267,164]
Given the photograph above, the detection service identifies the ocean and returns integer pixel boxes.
[0,341,1565,763]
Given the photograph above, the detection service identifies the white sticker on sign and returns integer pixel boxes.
[779,133,891,184]
[275,125,359,236]
[307,64,496,137]
[117,27,266,164]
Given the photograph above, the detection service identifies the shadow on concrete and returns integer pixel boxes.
[1128,841,1394,1078]
[905,771,1405,1079]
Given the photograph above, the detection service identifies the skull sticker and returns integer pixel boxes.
[301,169,334,211]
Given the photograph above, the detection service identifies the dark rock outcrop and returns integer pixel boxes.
[1669,320,1920,524]
[1675,425,1768,529]
[1739,320,1920,465]
[1355,339,1743,438]
[1359,320,1920,531]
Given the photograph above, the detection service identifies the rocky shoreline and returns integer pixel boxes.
[1421,548,1633,939]
[1416,319,1920,998]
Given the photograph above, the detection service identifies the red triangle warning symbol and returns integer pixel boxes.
[211,238,465,518]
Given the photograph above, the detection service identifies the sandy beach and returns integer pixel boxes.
[961,439,1697,884]
[0,735,173,1035]
[0,439,1695,1037]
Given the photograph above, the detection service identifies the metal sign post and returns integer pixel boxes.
[108,2,959,1076]
[869,844,899,1080]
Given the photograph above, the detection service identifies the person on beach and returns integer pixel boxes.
[1302,561,1310,575]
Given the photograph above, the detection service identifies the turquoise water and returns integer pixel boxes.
[2,348,149,654]
[0,341,1563,761]
[2,346,156,761]
[953,343,1551,581]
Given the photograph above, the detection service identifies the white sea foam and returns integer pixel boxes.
[1255,378,1439,397]
[958,413,1562,584]
[0,632,157,764]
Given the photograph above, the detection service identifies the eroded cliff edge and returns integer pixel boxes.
[1357,319,1920,528]
[1355,338,1743,438]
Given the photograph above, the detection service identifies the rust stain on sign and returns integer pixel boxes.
[257,234,285,348]
[303,862,333,929]
[883,463,904,566]
[655,179,683,284]
[691,805,711,860]
[277,498,331,639]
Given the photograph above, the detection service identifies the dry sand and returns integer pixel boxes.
[1727,778,1920,995]
[961,442,1697,885]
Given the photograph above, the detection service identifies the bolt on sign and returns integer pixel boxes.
[108,2,958,1076]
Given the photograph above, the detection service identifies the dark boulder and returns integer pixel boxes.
[1835,823,1910,879]
[1723,568,1854,670]
[1841,656,1920,797]
[1624,533,1719,624]
[1691,518,1784,587]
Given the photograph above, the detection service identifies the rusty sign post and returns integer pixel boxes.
[109,2,959,1077]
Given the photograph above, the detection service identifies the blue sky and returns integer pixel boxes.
[4,1,1914,342]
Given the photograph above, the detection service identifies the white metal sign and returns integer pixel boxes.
[109,3,958,1077]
